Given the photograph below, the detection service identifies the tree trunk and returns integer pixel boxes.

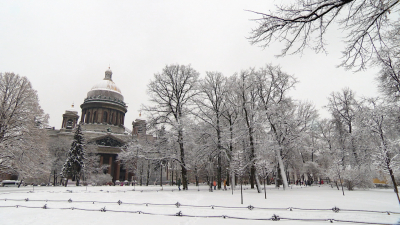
[195,165,199,186]
[140,163,143,186]
[381,136,400,204]
[231,171,235,195]
[53,169,57,186]
[242,93,256,189]
[171,163,174,186]
[338,173,345,196]
[264,177,267,199]
[18,179,23,188]
[217,118,222,190]
[178,129,188,190]
[226,171,230,187]
[217,153,222,190]
[388,168,400,204]
[276,149,288,190]
[275,166,280,188]
[240,179,243,204]
[255,175,262,193]
[248,130,256,189]
[227,122,233,187]
[160,164,163,188]
[146,160,150,186]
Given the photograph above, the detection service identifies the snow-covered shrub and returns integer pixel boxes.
[302,161,321,181]
[89,174,112,186]
[343,165,374,190]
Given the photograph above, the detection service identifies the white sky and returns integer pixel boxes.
[0,1,379,129]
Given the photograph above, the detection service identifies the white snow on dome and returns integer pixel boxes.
[90,79,121,94]
[65,104,78,114]
[66,108,78,112]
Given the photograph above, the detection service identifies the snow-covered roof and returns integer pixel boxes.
[90,79,121,94]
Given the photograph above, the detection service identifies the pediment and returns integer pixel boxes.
[88,135,125,147]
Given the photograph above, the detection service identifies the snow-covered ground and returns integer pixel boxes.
[0,184,399,225]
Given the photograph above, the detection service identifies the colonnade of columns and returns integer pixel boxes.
[81,108,125,126]
[99,155,129,182]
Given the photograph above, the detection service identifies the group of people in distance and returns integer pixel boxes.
[208,180,227,192]
[295,179,324,186]
[175,178,228,191]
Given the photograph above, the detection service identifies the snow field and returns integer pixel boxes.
[0,185,399,225]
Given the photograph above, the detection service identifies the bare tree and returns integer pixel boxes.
[48,138,69,185]
[143,64,199,190]
[327,88,359,164]
[0,72,50,182]
[222,75,242,188]
[194,72,228,189]
[248,0,400,70]
[82,143,108,185]
[118,140,145,185]
[255,65,298,190]
[357,98,400,203]
[236,69,259,190]
[374,38,400,101]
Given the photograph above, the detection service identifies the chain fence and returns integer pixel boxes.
[1,197,398,215]
[1,197,398,225]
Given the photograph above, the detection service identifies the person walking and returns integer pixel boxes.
[223,179,227,191]
[177,178,181,191]
[213,180,216,190]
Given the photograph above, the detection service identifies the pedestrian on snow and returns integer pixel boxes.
[223,180,227,190]
[213,180,216,190]
[177,178,181,191]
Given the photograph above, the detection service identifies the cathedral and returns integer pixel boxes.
[48,68,155,184]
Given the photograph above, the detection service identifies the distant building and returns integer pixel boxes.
[48,68,155,183]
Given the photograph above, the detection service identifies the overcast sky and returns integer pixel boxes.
[0,1,379,129]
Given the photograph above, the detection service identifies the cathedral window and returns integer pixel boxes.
[66,119,73,129]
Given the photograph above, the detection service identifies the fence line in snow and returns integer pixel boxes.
[1,198,399,216]
[0,204,395,225]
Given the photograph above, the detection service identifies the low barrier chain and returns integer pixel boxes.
[1,198,398,215]
[0,203,395,225]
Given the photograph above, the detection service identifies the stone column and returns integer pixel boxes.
[116,161,121,181]
[108,109,111,124]
[89,109,94,123]
[81,109,86,123]
[98,108,103,123]
[108,157,112,175]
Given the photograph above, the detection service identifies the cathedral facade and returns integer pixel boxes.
[48,68,153,184]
